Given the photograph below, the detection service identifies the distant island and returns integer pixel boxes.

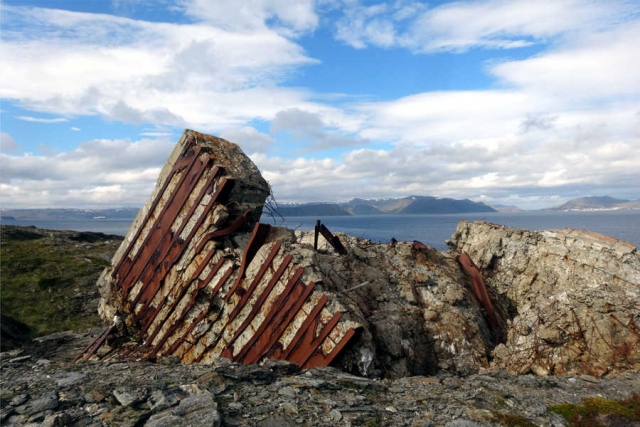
[275,196,497,216]
[544,196,640,212]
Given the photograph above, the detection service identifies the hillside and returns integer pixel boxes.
[0,208,139,220]
[275,203,350,216]
[546,196,640,211]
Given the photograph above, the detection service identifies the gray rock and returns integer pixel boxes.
[146,391,220,427]
[113,387,148,407]
[54,371,86,387]
[147,389,181,412]
[16,392,58,416]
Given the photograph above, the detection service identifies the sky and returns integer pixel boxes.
[1,0,639,210]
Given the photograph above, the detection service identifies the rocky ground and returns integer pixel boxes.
[1,327,639,427]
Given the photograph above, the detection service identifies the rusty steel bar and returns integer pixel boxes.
[74,324,115,363]
[226,242,282,324]
[194,209,251,254]
[287,300,343,367]
[223,267,305,362]
[303,327,357,369]
[224,223,272,301]
[238,278,315,365]
[457,253,499,328]
[412,240,429,251]
[314,220,320,251]
[223,254,293,351]
[166,265,236,359]
[318,223,348,255]
[131,176,232,317]
[145,255,226,351]
[112,138,196,278]
[125,164,222,302]
[278,294,328,360]
[120,158,214,297]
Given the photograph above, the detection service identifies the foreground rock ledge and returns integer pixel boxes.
[95,130,639,378]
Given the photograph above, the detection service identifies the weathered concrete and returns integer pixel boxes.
[95,130,359,369]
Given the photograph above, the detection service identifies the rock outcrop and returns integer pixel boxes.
[450,221,640,376]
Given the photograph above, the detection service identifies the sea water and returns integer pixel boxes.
[4,210,639,251]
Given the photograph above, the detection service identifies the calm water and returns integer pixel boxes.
[4,211,640,251]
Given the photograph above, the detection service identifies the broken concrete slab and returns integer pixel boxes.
[93,130,360,369]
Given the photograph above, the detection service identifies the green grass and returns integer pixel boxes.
[1,226,122,337]
[490,411,537,427]
[549,394,640,427]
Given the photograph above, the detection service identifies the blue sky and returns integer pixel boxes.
[1,0,639,209]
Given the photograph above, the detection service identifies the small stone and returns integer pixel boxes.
[113,387,148,407]
[147,389,181,412]
[386,406,398,413]
[8,355,31,364]
[9,394,29,406]
[277,386,298,398]
[55,371,86,387]
[328,408,342,421]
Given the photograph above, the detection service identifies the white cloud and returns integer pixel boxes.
[0,133,19,153]
[0,5,317,130]
[71,127,81,131]
[219,126,276,153]
[0,136,173,208]
[333,0,635,52]
[15,116,68,123]
[270,108,368,150]
[182,0,318,36]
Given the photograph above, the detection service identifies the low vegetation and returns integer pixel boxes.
[548,394,640,427]
[0,226,122,339]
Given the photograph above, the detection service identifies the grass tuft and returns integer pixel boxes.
[549,394,640,427]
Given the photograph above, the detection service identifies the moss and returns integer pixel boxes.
[548,394,640,427]
[1,226,121,337]
[490,410,537,427]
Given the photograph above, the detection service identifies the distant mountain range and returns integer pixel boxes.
[275,196,497,216]
[0,208,139,221]
[545,196,640,211]
[2,195,638,221]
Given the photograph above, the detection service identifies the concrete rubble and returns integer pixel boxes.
[92,129,639,380]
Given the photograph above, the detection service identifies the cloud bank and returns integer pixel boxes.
[1,0,639,210]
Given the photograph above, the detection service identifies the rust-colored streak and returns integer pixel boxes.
[457,253,499,328]
[226,242,282,324]
[112,139,196,278]
[226,254,293,349]
[303,327,357,369]
[165,265,236,359]
[119,158,214,297]
[130,175,231,318]
[279,294,328,360]
[124,162,222,301]
[412,240,429,251]
[293,311,342,367]
[225,267,306,363]
[74,324,115,362]
[224,223,272,301]
[145,255,226,352]
[318,223,348,255]
[239,278,315,365]
[194,210,251,254]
